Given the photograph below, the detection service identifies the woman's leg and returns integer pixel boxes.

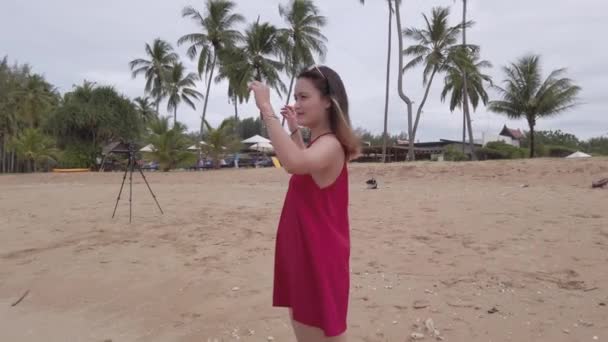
[289,310,347,342]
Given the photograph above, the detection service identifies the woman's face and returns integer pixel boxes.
[293,77,330,128]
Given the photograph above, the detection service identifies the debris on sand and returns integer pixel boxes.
[366,178,378,189]
[488,307,499,314]
[424,318,441,338]
[592,178,608,189]
[10,289,29,307]
[410,332,425,340]
[414,300,430,309]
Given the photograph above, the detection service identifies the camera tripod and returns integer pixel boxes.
[111,144,163,223]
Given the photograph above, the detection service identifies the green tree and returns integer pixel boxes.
[10,128,58,172]
[48,82,142,167]
[165,62,203,125]
[441,48,492,154]
[215,47,251,121]
[133,96,158,125]
[277,0,327,116]
[129,39,179,112]
[11,74,58,128]
[237,116,264,140]
[146,116,196,171]
[0,57,23,172]
[488,55,581,157]
[521,129,580,150]
[202,118,241,169]
[580,136,608,156]
[403,6,471,157]
[227,21,287,95]
[179,0,244,139]
[1,57,59,172]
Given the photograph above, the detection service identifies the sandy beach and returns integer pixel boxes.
[1,158,607,342]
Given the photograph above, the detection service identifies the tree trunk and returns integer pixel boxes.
[394,0,415,161]
[410,67,438,149]
[199,52,217,141]
[10,150,14,173]
[1,133,5,173]
[234,94,239,136]
[233,94,239,121]
[464,96,475,159]
[174,107,177,126]
[281,73,296,126]
[462,105,466,153]
[382,0,393,163]
[461,0,476,160]
[528,118,535,158]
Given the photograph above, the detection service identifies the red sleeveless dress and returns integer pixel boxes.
[272,135,350,337]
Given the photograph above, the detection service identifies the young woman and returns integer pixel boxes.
[249,65,360,341]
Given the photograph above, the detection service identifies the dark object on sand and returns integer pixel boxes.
[11,290,29,307]
[592,178,608,189]
[487,307,499,314]
[366,178,378,189]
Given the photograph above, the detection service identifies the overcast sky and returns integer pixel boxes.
[1,0,606,141]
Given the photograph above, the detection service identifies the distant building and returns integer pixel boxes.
[498,125,525,147]
[481,125,525,147]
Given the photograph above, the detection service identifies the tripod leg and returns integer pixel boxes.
[129,156,134,223]
[112,164,129,218]
[137,166,164,215]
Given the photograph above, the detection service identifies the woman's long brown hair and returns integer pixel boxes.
[298,65,361,160]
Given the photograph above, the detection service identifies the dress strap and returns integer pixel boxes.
[308,132,334,147]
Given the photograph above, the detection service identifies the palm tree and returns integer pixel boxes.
[215,47,251,122]
[393,0,415,161]
[459,0,474,158]
[129,39,179,112]
[488,55,581,158]
[202,118,241,169]
[441,49,492,152]
[146,116,196,171]
[164,62,203,125]
[358,0,395,162]
[133,96,158,125]
[235,21,287,95]
[178,0,244,139]
[10,128,58,172]
[11,74,57,128]
[278,0,328,122]
[402,6,470,158]
[381,0,394,162]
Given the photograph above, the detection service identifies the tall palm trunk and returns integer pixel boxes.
[461,0,476,160]
[382,0,393,163]
[410,67,438,149]
[282,37,299,127]
[1,133,5,173]
[233,94,239,121]
[200,52,218,140]
[282,73,296,126]
[174,107,177,125]
[10,150,15,173]
[528,116,536,158]
[394,0,415,161]
[462,101,466,153]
